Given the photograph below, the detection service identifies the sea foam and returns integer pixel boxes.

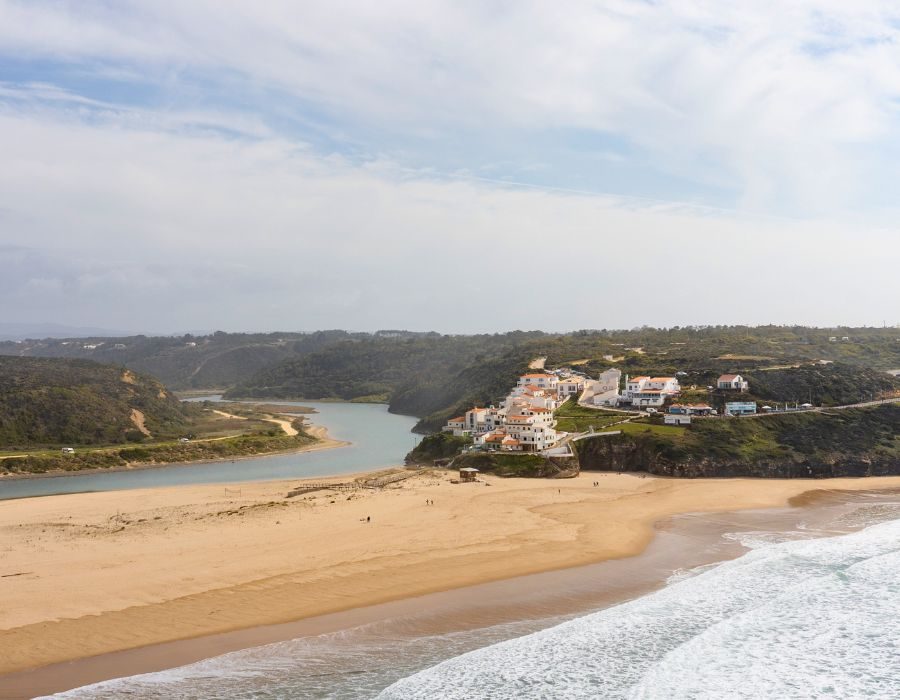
[380,518,900,699]
[48,516,900,699]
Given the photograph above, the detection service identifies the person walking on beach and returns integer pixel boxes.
[366,516,370,523]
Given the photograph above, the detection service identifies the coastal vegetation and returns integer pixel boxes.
[451,451,578,478]
[740,363,899,406]
[0,330,373,390]
[0,429,318,475]
[0,356,197,448]
[553,399,629,433]
[225,332,543,432]
[405,433,472,465]
[0,357,323,475]
[575,404,900,478]
[4,327,900,432]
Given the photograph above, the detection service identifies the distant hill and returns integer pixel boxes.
[226,326,900,432]
[224,332,547,431]
[3,327,900,431]
[0,330,373,389]
[0,357,196,448]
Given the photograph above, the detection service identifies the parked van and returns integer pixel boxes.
[61,447,75,455]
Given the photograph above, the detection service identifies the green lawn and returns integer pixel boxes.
[554,399,630,432]
[617,421,688,438]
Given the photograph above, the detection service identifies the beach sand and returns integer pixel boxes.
[3,470,900,695]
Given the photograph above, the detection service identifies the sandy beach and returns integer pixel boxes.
[3,469,900,691]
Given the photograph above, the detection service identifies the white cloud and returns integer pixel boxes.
[1,2,899,331]
[0,105,897,332]
[4,1,900,213]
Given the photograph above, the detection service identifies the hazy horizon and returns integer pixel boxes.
[2,320,899,343]
[3,2,900,333]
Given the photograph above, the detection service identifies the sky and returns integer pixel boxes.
[2,0,900,334]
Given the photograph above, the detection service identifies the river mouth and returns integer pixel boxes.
[0,399,419,501]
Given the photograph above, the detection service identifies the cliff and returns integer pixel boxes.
[574,404,900,478]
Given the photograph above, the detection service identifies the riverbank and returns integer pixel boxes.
[3,471,900,697]
[0,424,345,482]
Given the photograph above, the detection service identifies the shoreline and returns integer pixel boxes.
[3,481,899,699]
[0,424,348,484]
[2,472,900,698]
[0,507,761,698]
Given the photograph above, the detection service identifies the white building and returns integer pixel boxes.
[717,374,749,392]
[444,369,570,451]
[620,375,681,408]
[443,416,468,436]
[492,406,560,451]
[557,377,585,398]
[516,373,559,392]
[596,368,622,394]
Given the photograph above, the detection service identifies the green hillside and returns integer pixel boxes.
[575,404,900,478]
[3,327,900,434]
[225,333,544,430]
[0,356,198,448]
[0,330,370,389]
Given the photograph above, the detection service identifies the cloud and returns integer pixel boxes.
[0,103,897,332]
[1,2,899,332]
[3,1,900,214]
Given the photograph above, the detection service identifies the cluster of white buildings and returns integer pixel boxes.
[443,371,577,452]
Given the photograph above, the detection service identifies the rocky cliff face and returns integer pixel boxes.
[574,433,900,479]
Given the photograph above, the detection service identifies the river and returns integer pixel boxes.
[0,398,420,501]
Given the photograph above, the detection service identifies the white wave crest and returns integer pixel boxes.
[380,518,900,699]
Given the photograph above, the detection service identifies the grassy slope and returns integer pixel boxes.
[1,428,317,475]
[553,399,629,432]
[576,404,900,477]
[0,356,197,449]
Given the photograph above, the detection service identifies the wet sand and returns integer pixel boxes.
[2,472,900,698]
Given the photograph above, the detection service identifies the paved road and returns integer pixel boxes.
[726,396,900,419]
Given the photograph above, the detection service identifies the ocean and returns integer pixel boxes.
[45,496,900,699]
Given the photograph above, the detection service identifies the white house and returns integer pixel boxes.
[516,373,559,392]
[596,368,622,393]
[501,408,560,451]
[620,375,680,407]
[508,385,561,411]
[717,374,749,392]
[443,416,468,435]
[557,377,585,398]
